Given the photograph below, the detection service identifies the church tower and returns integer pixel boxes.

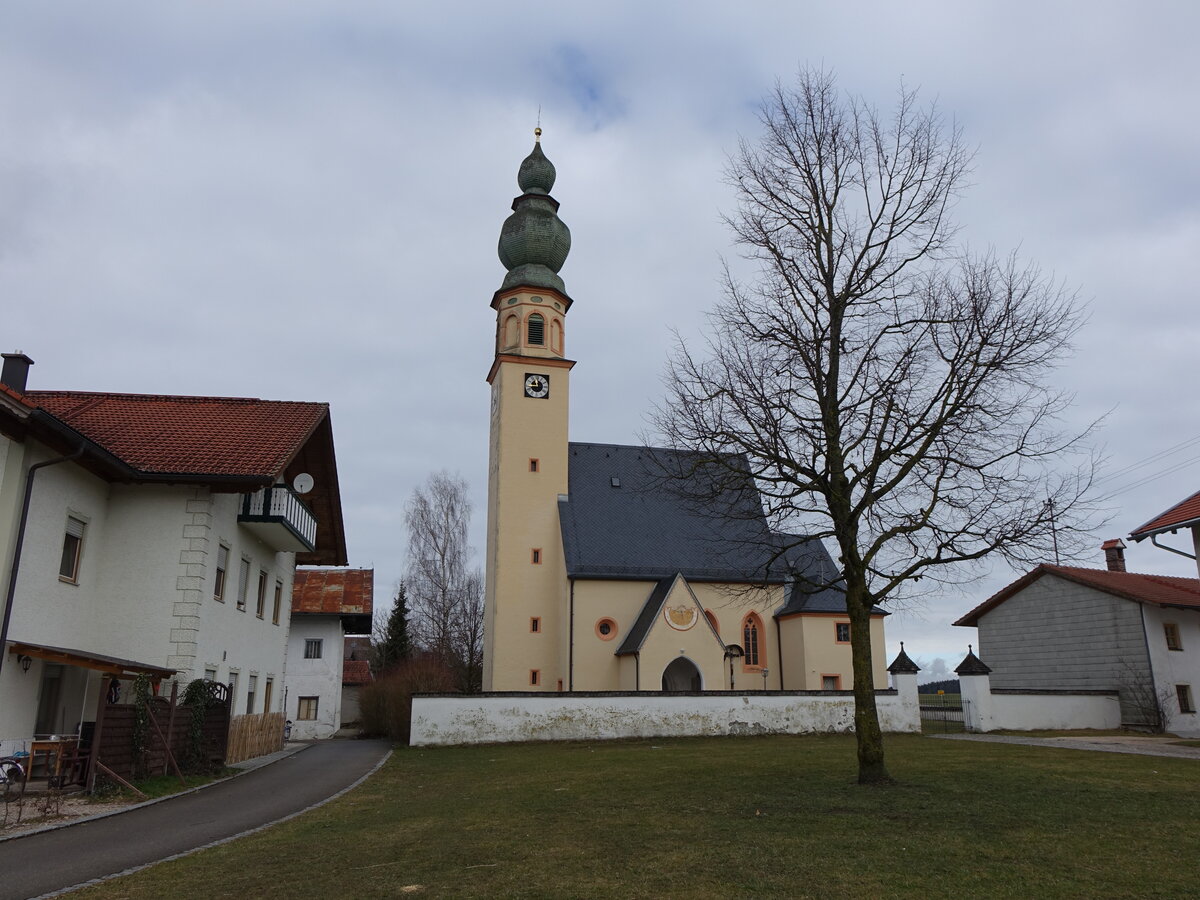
[482,131,574,691]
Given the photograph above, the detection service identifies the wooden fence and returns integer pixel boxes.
[226,712,286,764]
[96,694,231,781]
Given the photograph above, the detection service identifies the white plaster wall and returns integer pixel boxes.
[2,447,296,743]
[285,615,344,739]
[960,673,1122,732]
[988,692,1122,731]
[1141,604,1200,737]
[191,492,293,713]
[410,690,920,746]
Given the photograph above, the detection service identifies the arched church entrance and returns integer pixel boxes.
[661,657,702,691]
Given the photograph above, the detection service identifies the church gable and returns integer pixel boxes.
[616,575,727,690]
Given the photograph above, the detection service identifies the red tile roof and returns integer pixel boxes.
[1130,489,1200,541]
[292,568,374,616]
[343,659,372,686]
[955,564,1200,626]
[24,391,328,479]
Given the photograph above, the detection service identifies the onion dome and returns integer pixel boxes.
[497,130,571,295]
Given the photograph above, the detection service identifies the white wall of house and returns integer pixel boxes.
[1141,604,1200,737]
[410,685,921,746]
[285,616,345,739]
[1,437,296,745]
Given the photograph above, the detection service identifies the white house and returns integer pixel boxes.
[0,352,348,762]
[285,568,372,739]
[954,540,1200,736]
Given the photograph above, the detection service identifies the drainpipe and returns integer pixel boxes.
[0,445,85,677]
[568,577,575,691]
[1150,533,1197,561]
[775,617,784,690]
[634,652,639,691]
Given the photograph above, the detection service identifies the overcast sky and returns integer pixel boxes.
[4,2,1199,680]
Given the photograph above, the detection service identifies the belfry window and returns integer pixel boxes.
[527,313,545,346]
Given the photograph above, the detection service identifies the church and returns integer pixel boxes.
[481,133,889,694]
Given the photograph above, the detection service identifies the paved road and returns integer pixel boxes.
[0,739,391,900]
[931,732,1200,759]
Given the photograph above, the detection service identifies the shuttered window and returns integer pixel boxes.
[527,313,545,345]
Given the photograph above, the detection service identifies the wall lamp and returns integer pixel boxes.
[17,654,33,673]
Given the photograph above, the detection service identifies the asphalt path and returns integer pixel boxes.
[0,739,391,900]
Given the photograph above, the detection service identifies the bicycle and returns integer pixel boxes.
[1,755,26,803]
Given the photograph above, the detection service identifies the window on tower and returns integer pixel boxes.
[527,313,545,345]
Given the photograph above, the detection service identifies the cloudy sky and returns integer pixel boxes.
[4,2,1199,679]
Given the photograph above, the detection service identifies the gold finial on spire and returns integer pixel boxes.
[535,106,542,141]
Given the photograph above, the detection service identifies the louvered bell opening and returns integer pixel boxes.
[528,314,545,345]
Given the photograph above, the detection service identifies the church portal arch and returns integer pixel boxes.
[661,656,702,692]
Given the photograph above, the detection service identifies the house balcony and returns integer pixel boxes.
[239,485,317,553]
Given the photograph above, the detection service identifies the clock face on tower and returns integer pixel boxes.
[524,373,550,399]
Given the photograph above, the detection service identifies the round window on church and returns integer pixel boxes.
[595,618,618,641]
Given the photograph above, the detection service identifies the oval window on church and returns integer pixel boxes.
[527,313,545,346]
[595,618,618,641]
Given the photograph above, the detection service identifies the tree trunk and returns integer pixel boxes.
[845,574,892,785]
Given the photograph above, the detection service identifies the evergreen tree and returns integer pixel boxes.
[373,582,413,674]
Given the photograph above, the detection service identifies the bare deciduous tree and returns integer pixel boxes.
[654,70,1099,784]
[405,471,485,693]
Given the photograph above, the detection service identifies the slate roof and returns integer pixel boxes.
[292,568,374,618]
[25,391,328,479]
[954,564,1200,627]
[615,576,677,656]
[1130,489,1200,541]
[559,443,797,583]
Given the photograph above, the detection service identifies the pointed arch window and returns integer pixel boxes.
[742,613,764,668]
[527,313,545,346]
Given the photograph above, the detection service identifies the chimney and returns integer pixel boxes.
[0,352,33,393]
[1101,538,1127,572]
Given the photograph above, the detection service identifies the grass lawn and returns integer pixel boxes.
[75,734,1198,899]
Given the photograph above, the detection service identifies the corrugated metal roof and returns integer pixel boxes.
[292,568,374,616]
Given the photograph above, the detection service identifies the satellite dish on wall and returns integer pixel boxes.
[292,473,315,494]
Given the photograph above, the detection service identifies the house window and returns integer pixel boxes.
[595,618,618,641]
[822,675,841,690]
[264,678,274,712]
[59,516,85,582]
[237,558,251,611]
[204,668,217,682]
[531,548,542,564]
[704,609,719,635]
[530,669,541,686]
[214,545,229,602]
[742,614,764,668]
[246,675,257,714]
[256,571,268,618]
[1165,623,1183,651]
[527,313,545,345]
[1178,685,1196,714]
[305,639,323,659]
[228,672,239,710]
[298,696,319,720]
[557,679,564,691]
[529,458,539,473]
[835,622,851,643]
[530,617,541,633]
[273,580,283,625]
